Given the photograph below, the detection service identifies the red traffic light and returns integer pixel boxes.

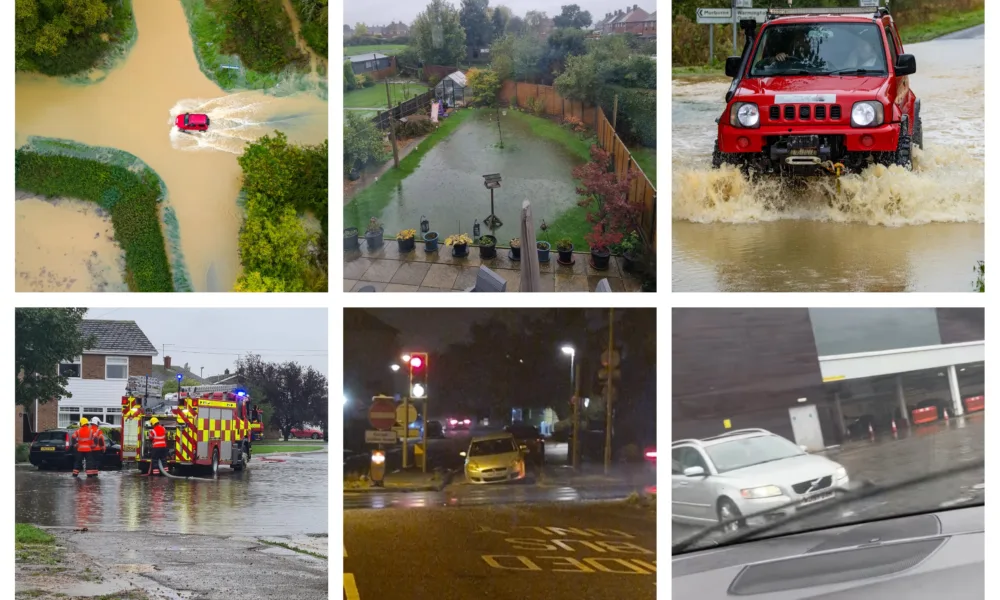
[410,356,423,369]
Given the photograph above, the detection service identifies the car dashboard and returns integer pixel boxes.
[673,505,984,599]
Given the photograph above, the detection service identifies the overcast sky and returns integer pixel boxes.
[344,0,652,29]
[84,308,328,378]
[364,309,498,351]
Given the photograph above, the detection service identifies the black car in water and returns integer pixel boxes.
[28,428,123,470]
[504,422,545,465]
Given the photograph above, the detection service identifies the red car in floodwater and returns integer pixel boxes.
[175,112,210,132]
[714,6,919,176]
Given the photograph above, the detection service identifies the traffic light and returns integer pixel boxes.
[407,352,428,399]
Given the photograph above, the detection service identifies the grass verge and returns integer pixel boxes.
[900,9,984,44]
[344,82,428,109]
[15,138,182,292]
[346,44,409,56]
[15,524,62,566]
[345,108,476,229]
[257,539,327,559]
[253,443,327,454]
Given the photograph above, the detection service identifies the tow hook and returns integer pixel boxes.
[821,161,846,191]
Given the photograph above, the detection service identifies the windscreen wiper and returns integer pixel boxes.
[827,68,880,75]
[672,458,984,554]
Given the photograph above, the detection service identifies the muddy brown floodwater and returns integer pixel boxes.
[672,32,984,292]
[15,0,328,292]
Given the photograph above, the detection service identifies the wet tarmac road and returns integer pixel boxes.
[672,414,985,547]
[344,502,657,600]
[345,482,653,510]
[16,450,328,537]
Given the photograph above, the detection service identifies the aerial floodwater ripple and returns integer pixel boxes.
[14,0,327,292]
[672,31,984,292]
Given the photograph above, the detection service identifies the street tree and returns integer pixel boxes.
[460,0,493,52]
[553,4,592,29]
[491,5,509,38]
[524,10,549,35]
[507,15,526,36]
[15,308,94,408]
[412,0,467,67]
[237,354,328,441]
[355,23,369,36]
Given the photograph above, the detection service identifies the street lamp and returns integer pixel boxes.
[561,346,576,391]
[390,364,400,372]
[401,354,411,363]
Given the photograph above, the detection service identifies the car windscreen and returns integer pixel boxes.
[35,431,67,442]
[705,435,804,473]
[749,22,888,77]
[469,438,517,456]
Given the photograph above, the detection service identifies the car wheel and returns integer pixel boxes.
[312,433,319,439]
[893,116,913,170]
[717,498,746,534]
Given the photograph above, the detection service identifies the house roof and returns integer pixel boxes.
[348,53,388,63]
[150,364,203,384]
[80,320,158,356]
[623,8,651,23]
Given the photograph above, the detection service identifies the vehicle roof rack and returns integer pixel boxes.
[766,7,889,21]
[701,428,771,441]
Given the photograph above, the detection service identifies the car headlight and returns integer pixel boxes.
[851,101,884,127]
[835,467,847,480]
[730,102,760,128]
[740,485,782,499]
[468,462,479,471]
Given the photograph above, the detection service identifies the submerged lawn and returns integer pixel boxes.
[344,82,428,109]
[345,108,596,249]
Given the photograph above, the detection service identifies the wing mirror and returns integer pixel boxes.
[683,466,706,477]
[725,56,742,78]
[895,54,916,76]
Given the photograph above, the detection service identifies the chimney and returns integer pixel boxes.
[164,356,171,370]
[634,4,638,11]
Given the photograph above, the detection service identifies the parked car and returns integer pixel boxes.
[460,433,526,485]
[672,429,849,533]
[175,112,210,132]
[290,427,324,439]
[29,428,123,471]
[425,420,445,439]
[504,422,545,465]
[447,418,472,431]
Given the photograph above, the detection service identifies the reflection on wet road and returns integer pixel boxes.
[672,29,984,291]
[345,483,650,510]
[672,414,984,547]
[16,451,328,536]
[15,0,327,292]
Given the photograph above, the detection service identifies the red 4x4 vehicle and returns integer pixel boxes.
[713,6,921,177]
[175,112,210,132]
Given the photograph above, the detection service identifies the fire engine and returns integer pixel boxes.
[121,384,264,475]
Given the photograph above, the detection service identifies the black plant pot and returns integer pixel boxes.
[478,236,497,259]
[365,228,384,249]
[557,244,574,265]
[537,241,551,263]
[344,227,359,250]
[590,248,611,271]
[453,243,469,258]
[398,237,415,253]
[511,245,521,260]
[424,232,439,252]
[623,251,638,273]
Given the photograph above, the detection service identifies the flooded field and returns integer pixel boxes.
[672,32,984,291]
[15,0,327,292]
[346,110,582,241]
[15,195,127,292]
[15,451,328,537]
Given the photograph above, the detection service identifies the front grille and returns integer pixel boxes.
[769,104,843,122]
[792,475,833,495]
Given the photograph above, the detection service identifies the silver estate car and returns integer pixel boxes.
[461,432,526,484]
[672,429,850,532]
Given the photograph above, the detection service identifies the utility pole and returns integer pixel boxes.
[572,360,581,471]
[604,308,614,475]
[402,367,411,469]
[381,53,400,167]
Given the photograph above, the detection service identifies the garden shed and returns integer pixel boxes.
[434,71,467,107]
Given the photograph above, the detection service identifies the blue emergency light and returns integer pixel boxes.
[176,373,182,382]
[235,390,246,397]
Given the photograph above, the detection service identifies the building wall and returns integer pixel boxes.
[129,356,153,377]
[82,354,106,379]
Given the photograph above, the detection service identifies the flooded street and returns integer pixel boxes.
[672,31,984,291]
[16,451,328,537]
[346,110,582,240]
[15,0,328,292]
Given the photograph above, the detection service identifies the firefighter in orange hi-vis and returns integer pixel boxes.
[148,417,168,476]
[70,418,94,477]
[88,417,106,476]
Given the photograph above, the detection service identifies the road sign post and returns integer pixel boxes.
[368,396,397,430]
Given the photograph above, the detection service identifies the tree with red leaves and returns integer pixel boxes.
[572,145,640,251]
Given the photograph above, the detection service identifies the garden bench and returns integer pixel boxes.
[466,266,507,292]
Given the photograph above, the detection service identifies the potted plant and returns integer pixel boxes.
[573,145,640,272]
[397,229,416,253]
[445,233,473,257]
[424,231,440,252]
[478,234,497,259]
[555,238,574,265]
[365,217,384,249]
[586,225,620,271]
[537,240,551,263]
[510,237,521,260]
[344,226,359,250]
[619,231,642,272]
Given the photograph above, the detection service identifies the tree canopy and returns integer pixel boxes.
[15,308,94,408]
[553,4,592,29]
[14,0,129,76]
[237,354,328,441]
[460,0,493,51]
[412,0,467,66]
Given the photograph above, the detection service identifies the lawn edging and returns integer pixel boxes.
[15,137,190,292]
[179,0,325,97]
[345,108,476,229]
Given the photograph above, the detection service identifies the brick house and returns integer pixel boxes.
[624,7,656,37]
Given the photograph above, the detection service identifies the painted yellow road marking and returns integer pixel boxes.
[482,555,654,574]
[344,573,361,600]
